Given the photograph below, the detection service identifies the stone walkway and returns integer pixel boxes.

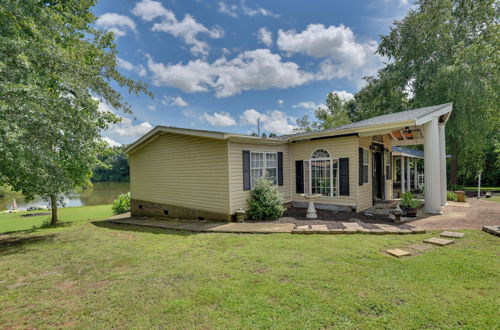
[107,214,424,235]
[410,198,500,230]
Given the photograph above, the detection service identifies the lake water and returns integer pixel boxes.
[0,182,130,211]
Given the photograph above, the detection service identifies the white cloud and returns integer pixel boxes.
[146,49,313,98]
[277,24,385,81]
[218,1,280,18]
[277,99,284,106]
[95,13,137,37]
[218,2,238,17]
[147,105,156,111]
[102,136,122,147]
[240,1,280,18]
[202,112,237,127]
[132,0,224,56]
[240,108,266,126]
[257,27,273,47]
[334,90,354,101]
[117,57,147,77]
[240,109,295,135]
[162,96,189,107]
[293,101,321,109]
[109,117,153,137]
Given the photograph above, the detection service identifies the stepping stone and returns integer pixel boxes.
[410,227,426,234]
[310,225,328,232]
[440,231,464,238]
[423,237,454,246]
[483,226,500,237]
[386,248,411,258]
[296,225,309,230]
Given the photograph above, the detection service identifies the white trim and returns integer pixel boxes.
[308,148,339,197]
[415,103,453,126]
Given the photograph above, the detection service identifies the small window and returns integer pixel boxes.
[250,152,278,189]
[362,149,369,184]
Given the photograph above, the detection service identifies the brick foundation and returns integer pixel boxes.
[131,199,232,221]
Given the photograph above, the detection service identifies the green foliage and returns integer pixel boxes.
[92,146,130,182]
[447,191,457,201]
[111,192,130,215]
[352,0,499,183]
[247,178,285,220]
[0,0,150,223]
[400,192,420,209]
[313,92,352,131]
[294,92,352,133]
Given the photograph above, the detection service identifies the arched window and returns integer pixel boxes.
[305,148,338,196]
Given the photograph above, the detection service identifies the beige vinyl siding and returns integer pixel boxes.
[129,132,230,215]
[228,142,291,214]
[357,137,373,211]
[291,136,358,207]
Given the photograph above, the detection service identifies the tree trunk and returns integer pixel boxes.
[450,155,458,186]
[50,195,58,225]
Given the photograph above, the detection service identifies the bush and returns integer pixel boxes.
[447,191,457,201]
[247,178,285,220]
[400,192,420,209]
[112,192,130,214]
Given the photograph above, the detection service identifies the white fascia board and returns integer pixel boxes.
[415,103,453,126]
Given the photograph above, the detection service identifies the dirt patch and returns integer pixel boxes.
[87,280,109,291]
[56,280,77,290]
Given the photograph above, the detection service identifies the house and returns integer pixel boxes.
[124,103,452,220]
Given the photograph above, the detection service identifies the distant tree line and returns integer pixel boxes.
[91,146,130,183]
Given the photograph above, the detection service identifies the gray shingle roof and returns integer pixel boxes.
[282,103,452,139]
[392,146,424,159]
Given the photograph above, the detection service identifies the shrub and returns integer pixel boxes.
[112,192,130,214]
[247,177,285,220]
[447,191,457,201]
[400,192,420,209]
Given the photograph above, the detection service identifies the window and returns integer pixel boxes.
[305,148,338,197]
[250,152,277,188]
[362,149,369,184]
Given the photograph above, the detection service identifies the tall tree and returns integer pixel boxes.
[0,0,150,223]
[352,0,499,184]
[293,92,352,133]
[313,92,352,131]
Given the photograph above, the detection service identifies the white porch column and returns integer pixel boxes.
[414,159,418,190]
[401,156,405,194]
[424,117,442,213]
[406,157,411,192]
[439,124,447,205]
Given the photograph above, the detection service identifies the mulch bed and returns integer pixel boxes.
[247,206,401,229]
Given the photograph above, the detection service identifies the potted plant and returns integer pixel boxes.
[400,192,420,217]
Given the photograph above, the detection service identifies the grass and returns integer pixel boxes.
[487,195,500,203]
[462,186,500,191]
[1,209,499,328]
[0,205,113,233]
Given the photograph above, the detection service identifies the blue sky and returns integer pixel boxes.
[93,0,413,146]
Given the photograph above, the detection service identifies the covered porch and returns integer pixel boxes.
[358,103,453,214]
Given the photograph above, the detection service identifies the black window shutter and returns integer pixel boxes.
[358,148,363,186]
[242,150,251,190]
[277,152,283,186]
[340,158,349,196]
[295,160,304,193]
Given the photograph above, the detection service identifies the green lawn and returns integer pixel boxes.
[0,205,113,233]
[1,209,499,328]
[462,186,500,191]
[488,195,500,203]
